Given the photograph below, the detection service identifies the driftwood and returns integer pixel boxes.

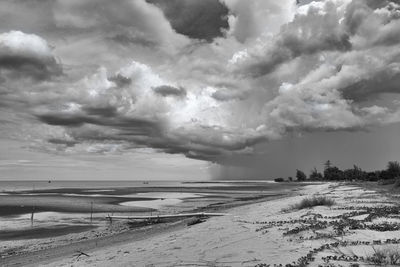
[75,250,90,258]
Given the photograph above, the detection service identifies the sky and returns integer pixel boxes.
[1,0,400,180]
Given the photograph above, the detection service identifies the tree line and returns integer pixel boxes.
[274,160,400,183]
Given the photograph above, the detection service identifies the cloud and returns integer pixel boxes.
[53,0,190,52]
[32,61,266,161]
[147,0,229,42]
[152,85,186,97]
[2,0,400,167]
[232,0,351,77]
[109,33,158,48]
[221,0,295,42]
[0,31,62,80]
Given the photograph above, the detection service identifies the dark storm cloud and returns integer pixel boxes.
[108,74,132,87]
[36,108,261,161]
[152,85,186,97]
[109,33,158,48]
[47,138,78,147]
[0,55,62,81]
[37,113,94,127]
[211,88,249,102]
[82,106,119,118]
[37,112,162,137]
[341,67,400,101]
[147,0,229,41]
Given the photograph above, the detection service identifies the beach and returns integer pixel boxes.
[2,181,400,266]
[0,180,299,266]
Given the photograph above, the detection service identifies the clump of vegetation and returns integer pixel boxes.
[296,169,307,181]
[290,196,335,210]
[367,246,400,265]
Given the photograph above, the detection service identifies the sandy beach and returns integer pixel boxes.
[2,182,400,267]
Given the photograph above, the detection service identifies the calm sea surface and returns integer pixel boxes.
[0,180,275,192]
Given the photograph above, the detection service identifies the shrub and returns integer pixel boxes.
[290,196,335,210]
[367,246,400,265]
[274,178,285,182]
[343,165,367,180]
[309,167,323,180]
[378,179,396,185]
[387,161,400,179]
[324,166,344,180]
[296,169,307,181]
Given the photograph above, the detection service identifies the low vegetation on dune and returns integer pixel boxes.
[367,246,400,265]
[290,196,335,210]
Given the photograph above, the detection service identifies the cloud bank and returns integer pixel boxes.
[1,0,400,165]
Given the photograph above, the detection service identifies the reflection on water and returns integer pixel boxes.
[120,192,208,209]
[0,192,219,232]
[0,212,99,231]
[121,198,183,209]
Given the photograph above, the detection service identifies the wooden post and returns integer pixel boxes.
[90,201,93,222]
[31,206,35,226]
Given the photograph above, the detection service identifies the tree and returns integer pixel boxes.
[387,161,400,179]
[324,165,344,180]
[343,165,366,180]
[309,168,323,180]
[296,169,307,181]
[324,160,332,170]
[366,171,379,181]
[288,177,293,182]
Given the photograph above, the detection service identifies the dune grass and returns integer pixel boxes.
[367,246,400,265]
[290,196,335,210]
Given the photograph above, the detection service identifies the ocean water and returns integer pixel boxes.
[0,180,275,192]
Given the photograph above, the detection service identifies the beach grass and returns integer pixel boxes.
[290,195,335,210]
[367,246,400,265]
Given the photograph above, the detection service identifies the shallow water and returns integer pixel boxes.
[0,180,296,240]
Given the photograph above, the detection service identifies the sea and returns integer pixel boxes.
[0,180,274,192]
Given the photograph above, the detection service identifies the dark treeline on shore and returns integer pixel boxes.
[274,160,400,185]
